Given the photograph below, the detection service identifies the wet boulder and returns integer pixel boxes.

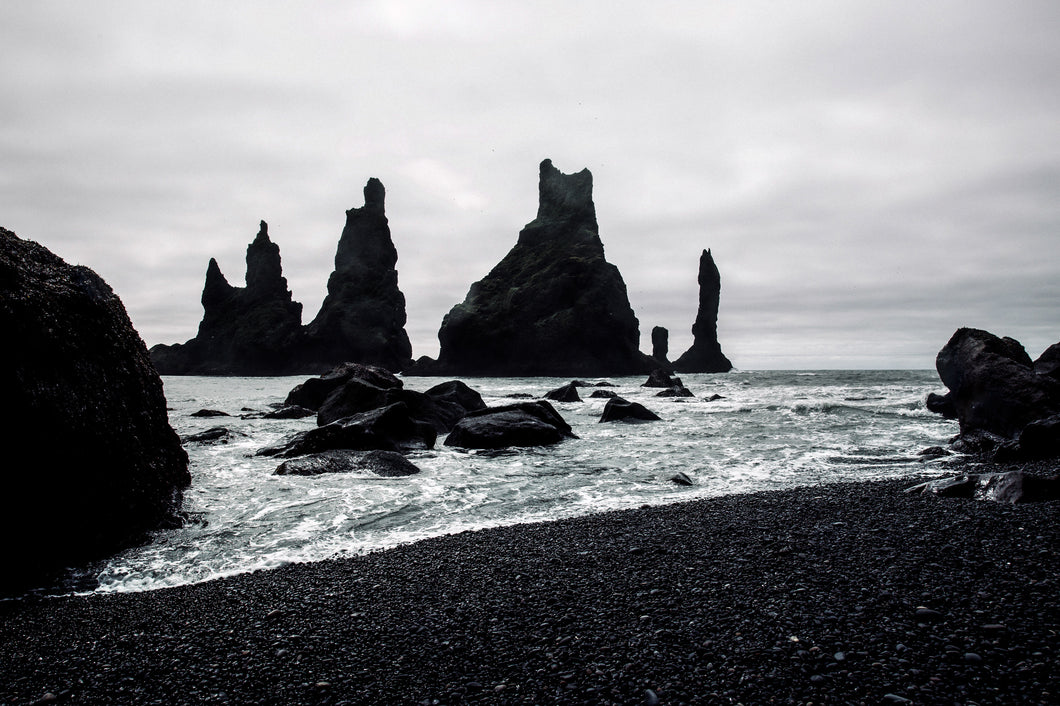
[444,401,576,449]
[284,362,402,411]
[906,472,1060,503]
[643,370,683,388]
[258,402,436,457]
[656,386,695,398]
[317,377,391,426]
[545,382,582,402]
[262,405,315,420]
[275,449,420,477]
[599,398,662,422]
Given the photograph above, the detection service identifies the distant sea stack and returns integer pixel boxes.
[1,227,189,588]
[673,249,733,373]
[150,179,413,375]
[423,159,651,376]
[299,178,413,373]
[150,221,304,375]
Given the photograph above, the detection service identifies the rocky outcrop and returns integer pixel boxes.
[421,159,652,376]
[300,179,413,372]
[443,401,577,449]
[150,221,305,375]
[1,227,190,587]
[643,370,683,388]
[673,249,733,373]
[906,472,1060,503]
[545,382,582,402]
[931,329,1060,437]
[151,180,413,375]
[257,403,437,458]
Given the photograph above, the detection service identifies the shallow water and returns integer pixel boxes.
[83,370,957,594]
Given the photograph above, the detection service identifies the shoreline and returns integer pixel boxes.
[2,474,1057,705]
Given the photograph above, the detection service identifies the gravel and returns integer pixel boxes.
[1,473,1058,705]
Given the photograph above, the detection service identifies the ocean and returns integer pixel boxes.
[77,370,957,595]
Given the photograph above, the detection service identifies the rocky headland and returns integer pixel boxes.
[412,159,654,377]
[150,179,412,375]
[0,227,190,590]
[673,248,733,374]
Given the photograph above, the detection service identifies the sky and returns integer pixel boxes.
[2,1,1058,369]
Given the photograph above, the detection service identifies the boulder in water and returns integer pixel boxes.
[257,402,436,457]
[599,398,662,423]
[545,382,582,402]
[444,401,576,449]
[275,449,420,477]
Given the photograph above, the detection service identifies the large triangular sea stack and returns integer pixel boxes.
[673,248,732,373]
[427,159,651,376]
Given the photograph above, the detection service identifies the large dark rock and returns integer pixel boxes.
[651,326,670,366]
[150,221,305,375]
[300,179,413,372]
[643,370,683,388]
[544,382,582,402]
[284,363,403,411]
[444,401,577,449]
[673,249,733,373]
[317,378,392,426]
[425,159,653,377]
[1,227,190,587]
[274,449,420,477]
[599,397,662,422]
[931,328,1060,440]
[1035,343,1060,381]
[257,402,436,457]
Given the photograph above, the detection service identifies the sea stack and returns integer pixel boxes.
[427,159,651,376]
[299,179,413,373]
[150,221,305,375]
[673,249,733,373]
[1,227,190,588]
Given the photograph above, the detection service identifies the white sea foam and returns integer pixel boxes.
[82,370,957,595]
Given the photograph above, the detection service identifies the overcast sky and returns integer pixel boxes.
[3,1,1058,369]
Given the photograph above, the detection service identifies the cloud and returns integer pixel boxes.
[1,1,1058,369]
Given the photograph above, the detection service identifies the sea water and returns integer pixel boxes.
[83,370,957,594]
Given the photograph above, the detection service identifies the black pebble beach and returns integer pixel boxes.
[2,475,1058,706]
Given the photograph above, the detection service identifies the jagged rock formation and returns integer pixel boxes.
[1,227,189,588]
[673,249,733,374]
[150,221,304,375]
[151,180,413,375]
[928,328,1060,459]
[300,179,412,372]
[421,159,651,376]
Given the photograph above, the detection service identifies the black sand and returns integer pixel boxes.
[1,475,1058,705]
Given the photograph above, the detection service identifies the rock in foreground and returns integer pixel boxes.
[0,227,190,588]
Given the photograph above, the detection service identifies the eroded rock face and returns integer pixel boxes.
[429,159,652,376]
[150,221,304,375]
[1,227,189,586]
[301,179,413,372]
[673,249,733,374]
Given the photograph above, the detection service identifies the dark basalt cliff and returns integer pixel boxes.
[673,248,733,373]
[1,227,189,588]
[299,179,412,372]
[151,180,412,375]
[425,159,651,376]
[150,221,304,375]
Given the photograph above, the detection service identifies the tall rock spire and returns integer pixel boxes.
[673,249,732,373]
[300,178,412,372]
[429,159,651,376]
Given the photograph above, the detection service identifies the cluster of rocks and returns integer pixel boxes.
[152,159,733,378]
[0,228,190,591]
[916,327,1060,503]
